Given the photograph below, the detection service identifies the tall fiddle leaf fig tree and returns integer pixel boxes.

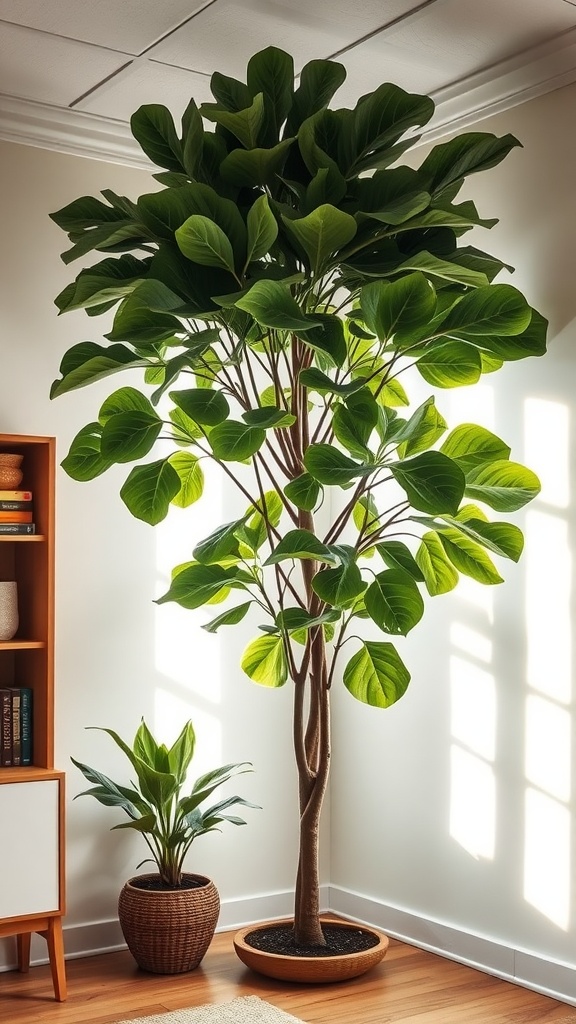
[51,47,546,948]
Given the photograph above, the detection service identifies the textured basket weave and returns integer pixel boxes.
[234,918,389,983]
[118,873,220,974]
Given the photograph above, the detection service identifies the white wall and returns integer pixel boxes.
[0,140,301,968]
[331,80,576,988]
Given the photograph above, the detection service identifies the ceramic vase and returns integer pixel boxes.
[0,582,18,641]
[0,453,24,489]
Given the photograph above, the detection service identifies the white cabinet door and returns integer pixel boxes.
[0,780,60,918]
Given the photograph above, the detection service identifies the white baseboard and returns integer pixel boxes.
[2,883,575,1009]
[329,885,576,1008]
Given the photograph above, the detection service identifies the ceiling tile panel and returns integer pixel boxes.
[0,23,131,106]
[77,60,214,123]
[0,0,210,55]
[147,0,422,79]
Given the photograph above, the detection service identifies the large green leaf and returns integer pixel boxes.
[120,459,181,524]
[417,341,482,388]
[200,92,265,148]
[170,388,230,426]
[283,473,321,511]
[390,452,465,515]
[286,58,347,134]
[418,132,521,196]
[349,83,434,175]
[299,368,368,397]
[101,410,162,463]
[54,254,150,314]
[415,531,459,596]
[332,389,379,459]
[235,280,320,330]
[439,284,531,338]
[209,421,266,461]
[364,570,424,635]
[465,461,541,511]
[193,519,246,564]
[361,273,436,342]
[50,342,148,398]
[265,529,336,565]
[295,314,347,367]
[157,562,242,609]
[311,563,366,607]
[98,386,154,424]
[395,250,488,289]
[168,451,204,507]
[130,104,184,172]
[241,634,288,687]
[247,46,294,142]
[304,444,365,486]
[202,601,253,633]
[439,514,524,562]
[440,424,511,472]
[246,194,279,264]
[220,139,294,187]
[394,397,448,458]
[343,641,410,707]
[438,529,503,584]
[61,423,113,481]
[281,204,356,273]
[175,215,236,274]
[474,308,548,362]
[376,540,424,581]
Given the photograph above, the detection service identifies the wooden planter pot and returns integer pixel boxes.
[118,873,220,974]
[234,918,389,983]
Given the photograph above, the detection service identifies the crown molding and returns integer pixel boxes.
[422,25,576,142]
[1,29,576,167]
[0,95,152,169]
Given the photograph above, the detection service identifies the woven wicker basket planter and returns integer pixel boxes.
[234,918,389,983]
[118,873,220,974]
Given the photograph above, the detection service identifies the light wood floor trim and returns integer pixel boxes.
[0,926,575,1024]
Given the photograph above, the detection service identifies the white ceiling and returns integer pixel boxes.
[1,0,576,168]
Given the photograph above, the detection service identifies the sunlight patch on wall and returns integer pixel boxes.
[447,383,498,861]
[524,787,571,930]
[450,745,496,861]
[154,456,224,706]
[449,649,496,859]
[522,397,572,931]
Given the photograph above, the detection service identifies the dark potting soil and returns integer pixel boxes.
[244,924,380,958]
[130,875,205,892]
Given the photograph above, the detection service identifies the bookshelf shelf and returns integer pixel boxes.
[0,435,66,1001]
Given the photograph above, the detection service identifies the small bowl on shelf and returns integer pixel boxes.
[0,453,24,489]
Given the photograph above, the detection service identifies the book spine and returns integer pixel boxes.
[20,687,32,766]
[0,491,32,501]
[0,511,33,523]
[0,690,12,766]
[0,501,33,512]
[0,523,35,535]
[10,690,21,766]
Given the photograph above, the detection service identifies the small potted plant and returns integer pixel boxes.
[72,717,257,974]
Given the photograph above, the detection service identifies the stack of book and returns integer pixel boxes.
[0,489,35,534]
[0,687,33,766]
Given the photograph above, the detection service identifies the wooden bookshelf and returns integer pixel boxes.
[0,434,66,1001]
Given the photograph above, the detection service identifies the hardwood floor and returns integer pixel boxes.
[0,927,574,1024]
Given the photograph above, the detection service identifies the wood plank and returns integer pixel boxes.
[0,927,574,1024]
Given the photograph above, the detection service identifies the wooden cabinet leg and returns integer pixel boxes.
[44,919,67,1002]
[17,932,31,973]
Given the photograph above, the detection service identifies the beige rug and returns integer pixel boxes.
[116,996,306,1024]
